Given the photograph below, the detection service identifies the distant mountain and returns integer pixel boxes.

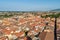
[50,9,60,12]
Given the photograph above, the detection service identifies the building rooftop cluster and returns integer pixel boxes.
[0,13,59,40]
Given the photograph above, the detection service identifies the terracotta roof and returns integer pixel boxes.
[57,30,60,34]
[2,29,12,35]
[14,31,25,37]
[44,32,54,40]
[39,32,47,40]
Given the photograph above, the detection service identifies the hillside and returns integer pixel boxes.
[50,9,60,12]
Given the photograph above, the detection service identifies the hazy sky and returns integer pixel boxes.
[0,0,60,11]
